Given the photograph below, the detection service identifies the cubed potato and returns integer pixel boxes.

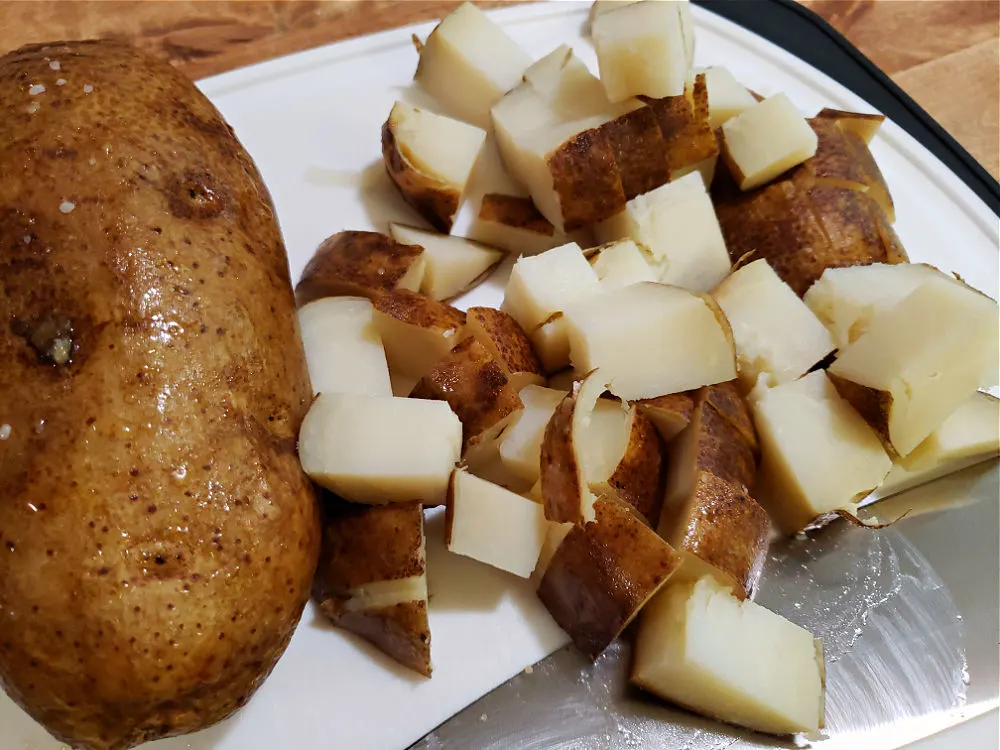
[313,499,431,676]
[635,391,695,442]
[589,239,658,290]
[445,469,548,578]
[578,396,632,485]
[299,393,462,505]
[593,0,691,102]
[468,193,562,256]
[749,371,892,534]
[532,519,574,580]
[502,242,601,331]
[713,259,835,388]
[538,492,681,659]
[828,270,999,456]
[371,290,466,382]
[297,297,393,398]
[382,102,486,232]
[499,385,570,484]
[702,66,757,129]
[530,315,573,374]
[874,391,999,499]
[296,231,425,306]
[595,171,730,291]
[642,73,718,185]
[803,262,940,350]
[462,410,532,493]
[596,406,666,524]
[815,107,885,145]
[388,223,502,301]
[465,306,545,389]
[410,336,521,446]
[722,93,818,191]
[539,371,609,523]
[414,2,532,128]
[632,576,825,736]
[564,282,736,400]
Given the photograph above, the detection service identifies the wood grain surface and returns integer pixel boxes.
[0,0,996,178]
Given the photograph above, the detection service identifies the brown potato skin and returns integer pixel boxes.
[548,127,627,232]
[0,41,320,750]
[465,306,544,387]
[539,389,589,524]
[382,120,460,232]
[599,105,671,200]
[606,409,666,526]
[538,494,680,660]
[478,194,556,237]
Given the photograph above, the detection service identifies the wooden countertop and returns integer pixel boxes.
[1,0,997,180]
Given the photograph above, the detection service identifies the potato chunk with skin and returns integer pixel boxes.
[565,282,736,401]
[414,2,532,129]
[642,73,718,186]
[635,391,695,442]
[875,392,1000,499]
[803,262,941,350]
[295,231,425,307]
[703,66,757,129]
[722,93,818,191]
[750,371,892,535]
[382,102,486,232]
[597,406,666,525]
[632,577,825,736]
[410,336,521,446]
[593,0,691,102]
[713,259,835,389]
[827,270,999,456]
[446,469,548,578]
[313,498,431,676]
[299,393,462,506]
[297,297,392,398]
[502,243,601,332]
[538,492,681,659]
[388,223,502,301]
[500,385,574,485]
[589,239,658,290]
[371,289,466,383]
[468,193,563,256]
[465,306,544,389]
[815,107,885,145]
[595,171,731,291]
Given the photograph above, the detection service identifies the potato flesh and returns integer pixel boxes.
[446,470,548,578]
[530,316,573,374]
[580,399,632,483]
[593,0,690,102]
[803,262,943,350]
[299,394,462,505]
[500,385,574,484]
[703,66,757,129]
[633,577,825,735]
[414,1,532,128]
[712,259,834,388]
[372,300,464,383]
[297,297,393,397]
[590,239,658,290]
[828,271,1000,456]
[565,282,736,400]
[595,171,730,291]
[749,371,891,534]
[876,392,1000,498]
[388,223,502,301]
[389,101,486,189]
[722,93,819,191]
[502,243,601,331]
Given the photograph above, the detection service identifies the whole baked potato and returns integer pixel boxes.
[0,41,320,749]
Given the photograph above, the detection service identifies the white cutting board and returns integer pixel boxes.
[6,3,998,749]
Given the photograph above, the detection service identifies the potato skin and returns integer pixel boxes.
[0,41,319,750]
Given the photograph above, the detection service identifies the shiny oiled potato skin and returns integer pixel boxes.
[0,41,320,749]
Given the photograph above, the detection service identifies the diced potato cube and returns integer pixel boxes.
[876,392,999,499]
[501,243,601,331]
[414,2,532,128]
[388,223,502,301]
[749,371,892,534]
[468,193,562,256]
[712,259,835,388]
[593,0,691,102]
[632,576,825,736]
[828,269,999,455]
[595,171,730,292]
[530,316,573,374]
[722,93,818,191]
[371,290,466,383]
[297,297,393,398]
[499,385,568,484]
[565,282,736,400]
[702,66,757,129]
[590,239,658,290]
[299,394,462,505]
[445,469,548,578]
[803,262,941,350]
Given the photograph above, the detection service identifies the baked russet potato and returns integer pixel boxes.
[0,41,320,750]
